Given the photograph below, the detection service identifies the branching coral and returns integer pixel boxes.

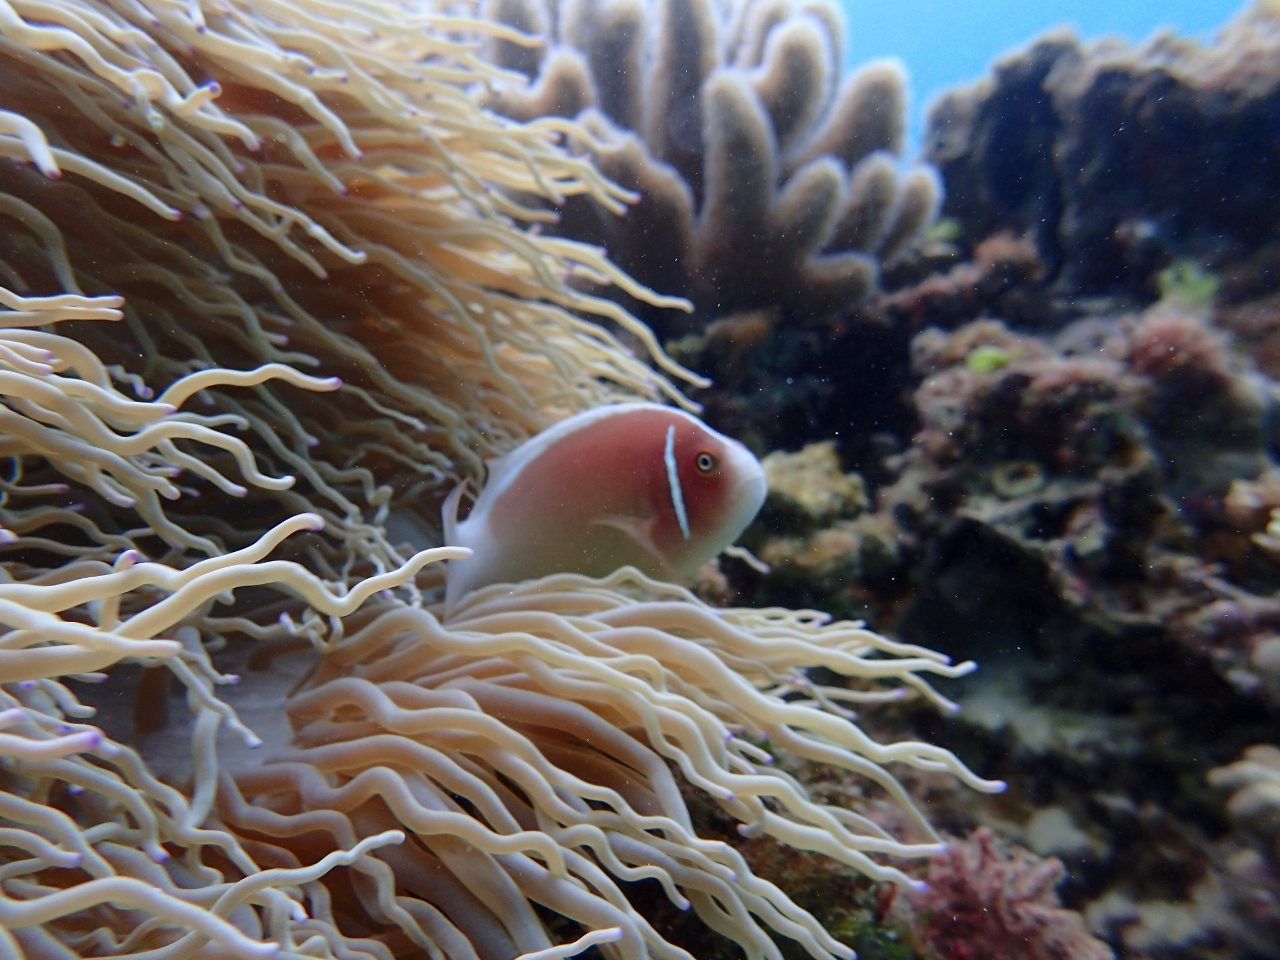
[482,0,942,331]
[1,1,999,957]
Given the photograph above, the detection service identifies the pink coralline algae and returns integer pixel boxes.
[907,827,1113,960]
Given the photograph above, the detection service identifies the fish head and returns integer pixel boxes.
[648,414,767,575]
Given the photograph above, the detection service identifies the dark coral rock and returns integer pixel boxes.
[679,233,1053,463]
[925,7,1280,298]
[680,307,919,471]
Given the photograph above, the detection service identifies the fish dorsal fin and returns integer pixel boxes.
[480,449,518,490]
[441,481,468,547]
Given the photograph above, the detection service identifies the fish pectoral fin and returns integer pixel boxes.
[592,514,667,567]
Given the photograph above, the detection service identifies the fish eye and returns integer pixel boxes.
[696,451,717,473]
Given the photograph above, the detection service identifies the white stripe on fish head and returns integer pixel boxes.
[664,424,691,541]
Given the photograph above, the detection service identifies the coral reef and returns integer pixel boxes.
[925,4,1280,297]
[905,827,1113,960]
[482,0,941,334]
[0,1,1000,958]
[879,303,1280,711]
[762,442,868,525]
[723,12,1280,952]
[750,443,900,616]
[740,274,1280,960]
[1207,745,1280,954]
[671,227,1054,465]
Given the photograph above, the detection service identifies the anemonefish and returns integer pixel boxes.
[443,403,767,611]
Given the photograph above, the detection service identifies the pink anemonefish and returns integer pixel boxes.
[443,403,767,612]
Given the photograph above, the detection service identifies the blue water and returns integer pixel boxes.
[839,0,1249,154]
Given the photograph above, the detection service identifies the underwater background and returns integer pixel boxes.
[844,0,1246,153]
[1,1,1278,959]
[691,1,1280,957]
